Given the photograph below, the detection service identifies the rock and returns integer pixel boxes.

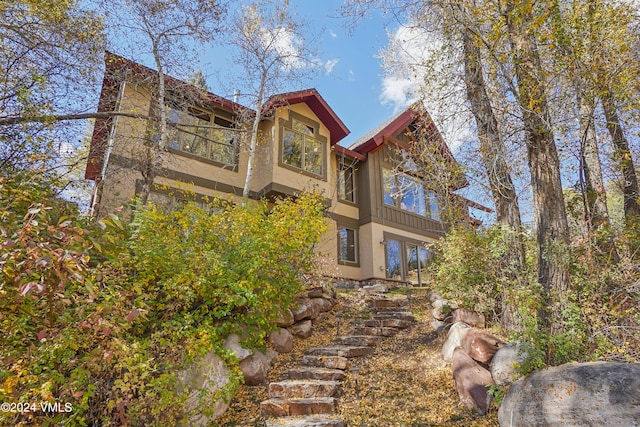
[442,322,471,362]
[461,329,505,366]
[451,347,494,415]
[312,297,333,313]
[490,342,529,386]
[268,380,340,399]
[286,367,347,381]
[302,355,349,370]
[266,416,344,427]
[293,299,321,322]
[452,308,486,328]
[240,349,278,386]
[429,291,444,303]
[223,333,253,361]
[307,287,325,298]
[498,362,640,427]
[260,397,337,417]
[430,320,447,333]
[277,309,295,327]
[269,328,294,353]
[431,299,457,321]
[177,350,231,425]
[362,284,388,293]
[289,320,313,339]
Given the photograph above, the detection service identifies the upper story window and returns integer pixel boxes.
[337,161,355,203]
[160,102,238,167]
[383,168,440,220]
[280,112,326,179]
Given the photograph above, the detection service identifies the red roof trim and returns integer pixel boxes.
[265,89,350,145]
[331,144,366,162]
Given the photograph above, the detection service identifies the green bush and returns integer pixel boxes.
[1,173,327,426]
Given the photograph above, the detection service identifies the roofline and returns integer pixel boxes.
[331,144,366,162]
[265,89,350,145]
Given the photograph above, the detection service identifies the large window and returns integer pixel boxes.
[385,237,431,285]
[383,168,440,220]
[337,162,355,203]
[281,116,324,177]
[338,226,358,264]
[162,103,237,167]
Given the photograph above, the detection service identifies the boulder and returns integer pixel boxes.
[307,287,325,298]
[452,308,486,328]
[277,309,295,327]
[289,320,313,339]
[490,342,528,386]
[362,284,388,293]
[461,329,505,366]
[429,291,444,304]
[312,297,333,313]
[430,320,447,333]
[442,322,471,362]
[239,349,278,386]
[498,362,640,427]
[223,333,253,361]
[177,350,231,425]
[432,299,457,321]
[269,328,294,353]
[293,299,321,322]
[451,346,494,415]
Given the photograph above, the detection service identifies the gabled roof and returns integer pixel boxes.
[264,89,350,145]
[347,108,416,154]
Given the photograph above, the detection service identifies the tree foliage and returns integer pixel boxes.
[0,171,327,425]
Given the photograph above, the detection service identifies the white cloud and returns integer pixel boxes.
[379,24,472,152]
[348,69,355,81]
[260,26,306,70]
[324,58,339,74]
[329,29,337,39]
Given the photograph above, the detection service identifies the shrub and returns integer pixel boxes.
[1,175,327,426]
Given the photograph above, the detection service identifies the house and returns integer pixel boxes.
[86,52,489,287]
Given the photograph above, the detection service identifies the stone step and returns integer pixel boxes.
[335,335,382,347]
[352,326,400,337]
[266,416,344,427]
[268,380,340,399]
[260,397,337,417]
[373,306,411,313]
[373,312,415,322]
[368,299,407,308]
[286,367,346,381]
[302,355,348,370]
[364,319,411,329]
[304,346,373,358]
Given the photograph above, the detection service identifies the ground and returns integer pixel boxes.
[215,287,500,427]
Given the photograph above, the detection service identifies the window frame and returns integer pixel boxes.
[383,232,431,286]
[337,159,356,204]
[383,167,440,221]
[151,100,239,170]
[279,111,327,180]
[337,224,359,266]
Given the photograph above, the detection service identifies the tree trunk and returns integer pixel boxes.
[462,28,524,331]
[578,96,609,229]
[601,92,640,219]
[242,74,267,207]
[503,0,571,338]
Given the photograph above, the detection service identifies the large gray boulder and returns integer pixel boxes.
[289,319,313,339]
[269,328,294,353]
[177,350,231,425]
[490,342,528,386]
[223,333,253,361]
[452,308,486,328]
[293,299,321,322]
[498,362,640,427]
[442,322,471,362]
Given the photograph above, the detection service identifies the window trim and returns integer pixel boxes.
[337,159,356,205]
[337,224,359,266]
[279,111,327,180]
[149,100,239,171]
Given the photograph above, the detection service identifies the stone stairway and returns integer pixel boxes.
[260,294,416,427]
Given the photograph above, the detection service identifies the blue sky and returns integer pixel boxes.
[202,0,405,148]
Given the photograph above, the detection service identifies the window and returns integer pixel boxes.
[282,116,324,177]
[337,162,355,203]
[338,226,358,264]
[384,236,431,285]
[161,103,237,166]
[383,168,440,220]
